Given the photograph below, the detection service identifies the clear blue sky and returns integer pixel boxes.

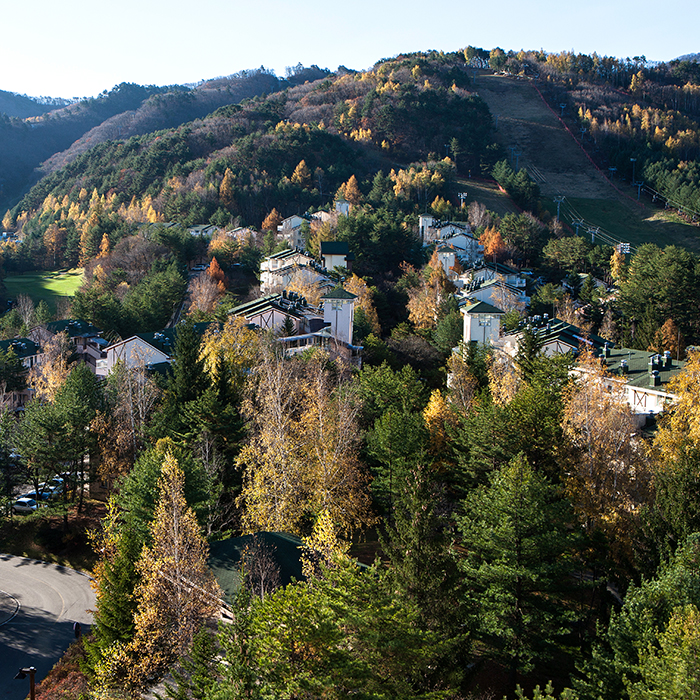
[2,0,697,99]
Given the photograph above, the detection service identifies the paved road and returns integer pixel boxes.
[0,554,95,699]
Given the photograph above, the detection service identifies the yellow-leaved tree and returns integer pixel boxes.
[238,347,372,536]
[653,348,700,464]
[28,331,73,401]
[423,389,459,455]
[562,349,646,559]
[344,274,381,335]
[199,315,260,396]
[291,159,312,188]
[122,451,221,689]
[407,250,455,330]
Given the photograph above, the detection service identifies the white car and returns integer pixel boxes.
[12,498,37,514]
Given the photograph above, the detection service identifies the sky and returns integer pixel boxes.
[1,0,698,99]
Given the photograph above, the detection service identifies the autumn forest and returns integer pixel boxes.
[2,47,700,700]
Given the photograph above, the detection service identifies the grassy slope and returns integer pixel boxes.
[476,71,700,253]
[4,268,84,310]
[560,196,700,253]
[455,177,521,217]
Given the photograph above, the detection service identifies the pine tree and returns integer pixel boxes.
[342,174,363,205]
[380,465,463,638]
[164,628,219,700]
[85,503,141,674]
[291,160,311,188]
[457,455,578,695]
[261,208,283,233]
[170,319,208,407]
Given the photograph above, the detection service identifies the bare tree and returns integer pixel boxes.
[241,534,281,600]
[16,294,35,328]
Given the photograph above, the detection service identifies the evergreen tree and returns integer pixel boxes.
[85,504,141,674]
[165,628,219,700]
[574,534,700,700]
[171,319,208,406]
[457,455,579,695]
[380,465,466,684]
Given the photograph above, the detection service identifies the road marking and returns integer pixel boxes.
[0,589,20,626]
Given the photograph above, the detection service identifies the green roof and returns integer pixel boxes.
[47,319,101,338]
[0,337,39,358]
[461,300,505,315]
[320,241,350,256]
[530,319,608,353]
[603,346,685,390]
[208,532,304,602]
[321,285,357,301]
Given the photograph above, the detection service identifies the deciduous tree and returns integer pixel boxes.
[126,451,221,687]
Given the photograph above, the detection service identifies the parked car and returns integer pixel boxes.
[12,498,37,514]
[23,489,52,502]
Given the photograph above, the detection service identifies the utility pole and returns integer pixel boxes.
[608,166,617,180]
[458,192,468,208]
[513,150,522,171]
[508,145,517,166]
[579,126,588,141]
[559,103,566,118]
[630,157,637,184]
[636,181,644,200]
[553,195,565,222]
[572,218,584,236]
[587,226,600,243]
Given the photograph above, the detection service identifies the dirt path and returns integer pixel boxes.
[477,73,615,199]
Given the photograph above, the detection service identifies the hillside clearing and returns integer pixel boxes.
[454,177,521,217]
[548,196,700,253]
[4,268,84,310]
[475,72,700,252]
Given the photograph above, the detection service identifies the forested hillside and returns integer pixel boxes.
[3,51,494,275]
[0,69,288,210]
[6,47,700,700]
[0,89,69,119]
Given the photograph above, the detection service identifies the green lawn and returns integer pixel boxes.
[544,196,700,254]
[4,268,84,311]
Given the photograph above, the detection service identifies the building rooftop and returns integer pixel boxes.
[320,241,350,256]
[0,337,39,359]
[321,285,357,301]
[230,292,319,320]
[460,300,505,315]
[46,319,102,339]
[603,346,685,390]
[522,317,609,354]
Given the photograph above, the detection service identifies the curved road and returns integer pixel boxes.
[0,554,95,699]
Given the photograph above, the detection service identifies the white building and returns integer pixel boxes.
[322,285,356,346]
[460,300,505,345]
[278,215,306,249]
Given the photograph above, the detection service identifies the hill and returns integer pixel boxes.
[7,50,494,261]
[0,89,70,119]
[0,71,285,211]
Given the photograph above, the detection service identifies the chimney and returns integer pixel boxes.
[663,350,672,369]
[604,342,610,358]
[650,370,661,387]
[620,359,628,375]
